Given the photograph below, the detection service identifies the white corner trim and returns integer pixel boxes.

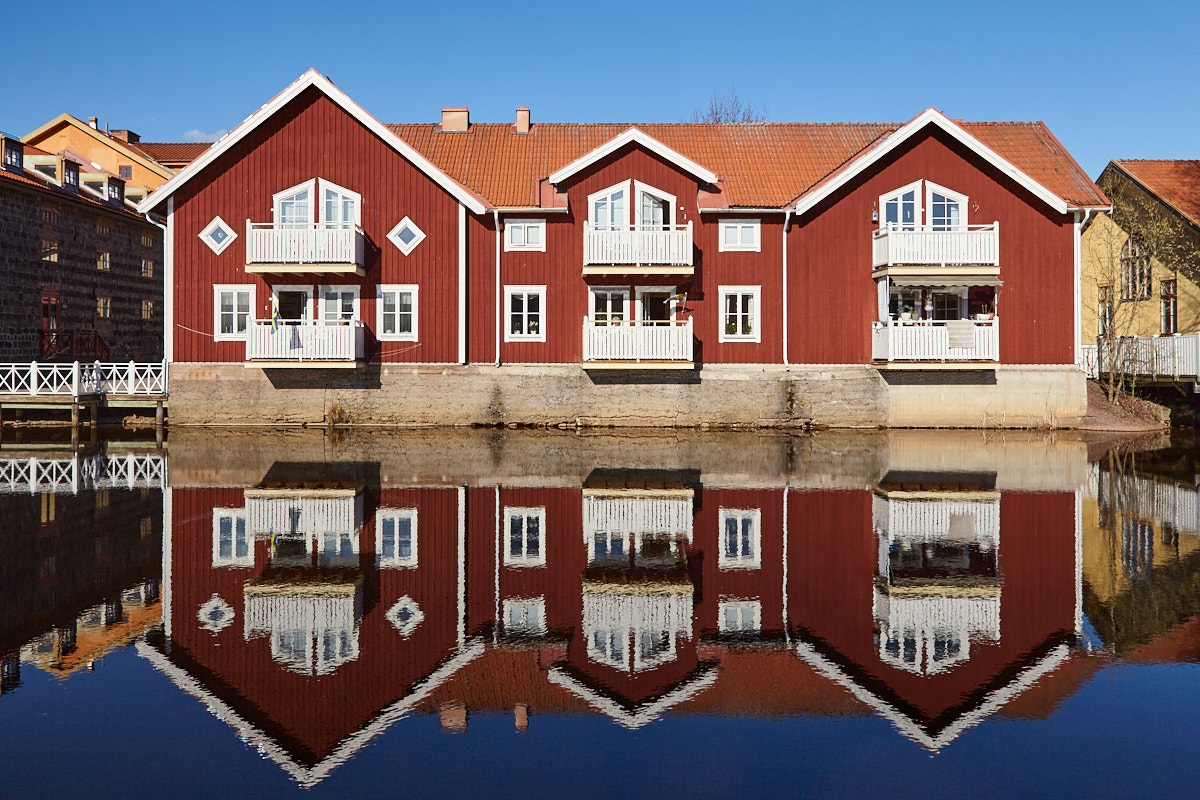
[458,204,467,364]
[165,197,174,364]
[140,69,488,216]
[793,108,1070,218]
[548,127,717,185]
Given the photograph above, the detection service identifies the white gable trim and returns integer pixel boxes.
[140,69,487,215]
[792,108,1070,218]
[548,127,718,186]
[547,664,719,729]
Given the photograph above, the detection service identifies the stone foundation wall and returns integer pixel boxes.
[167,362,1086,429]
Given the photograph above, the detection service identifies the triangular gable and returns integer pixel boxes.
[24,113,175,181]
[792,108,1073,217]
[546,663,718,729]
[136,638,484,788]
[140,69,489,215]
[547,127,718,186]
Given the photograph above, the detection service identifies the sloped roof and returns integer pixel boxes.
[387,118,1108,210]
[0,147,145,221]
[131,141,211,165]
[1111,159,1200,230]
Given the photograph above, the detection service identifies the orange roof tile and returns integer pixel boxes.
[132,141,211,165]
[1111,159,1200,230]
[0,163,145,220]
[386,119,1107,210]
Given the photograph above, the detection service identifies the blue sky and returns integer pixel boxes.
[4,0,1197,177]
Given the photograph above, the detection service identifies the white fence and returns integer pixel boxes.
[246,222,365,267]
[584,223,693,266]
[245,494,365,540]
[246,321,364,362]
[872,223,999,267]
[1095,471,1200,537]
[1084,334,1200,381]
[583,496,694,541]
[582,318,693,363]
[0,361,167,398]
[0,453,167,494]
[872,320,999,362]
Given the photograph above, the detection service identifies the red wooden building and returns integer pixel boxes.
[141,70,1109,425]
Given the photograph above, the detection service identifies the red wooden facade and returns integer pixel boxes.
[147,71,1106,373]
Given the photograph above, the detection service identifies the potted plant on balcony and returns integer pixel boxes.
[899,303,914,322]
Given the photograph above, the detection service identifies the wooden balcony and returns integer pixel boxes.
[244,222,366,276]
[872,223,999,270]
[872,319,999,365]
[583,223,693,275]
[245,320,364,367]
[582,318,693,368]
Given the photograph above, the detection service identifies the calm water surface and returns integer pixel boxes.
[2,428,1199,798]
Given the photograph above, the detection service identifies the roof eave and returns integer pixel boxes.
[547,127,718,186]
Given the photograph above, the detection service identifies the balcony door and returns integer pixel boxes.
[591,184,627,232]
[275,289,311,324]
[320,285,360,326]
[320,180,361,229]
[635,182,675,231]
[636,286,675,326]
[590,287,627,326]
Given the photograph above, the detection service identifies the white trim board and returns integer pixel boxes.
[548,127,717,186]
[793,108,1071,218]
[547,664,719,729]
[140,69,488,216]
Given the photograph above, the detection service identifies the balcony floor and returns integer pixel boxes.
[582,360,695,370]
[244,360,361,369]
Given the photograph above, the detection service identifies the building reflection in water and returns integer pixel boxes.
[131,431,1125,787]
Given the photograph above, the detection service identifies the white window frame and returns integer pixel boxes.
[504,285,546,342]
[718,285,761,343]
[634,285,679,324]
[503,597,548,636]
[271,286,313,323]
[589,286,628,325]
[377,284,419,341]
[924,181,969,231]
[318,284,360,325]
[212,509,252,568]
[387,216,426,255]
[199,215,238,255]
[376,508,418,568]
[272,178,317,226]
[504,506,546,567]
[318,178,361,227]
[879,179,924,231]
[718,507,762,570]
[633,181,676,228]
[718,598,761,633]
[588,180,631,229]
[504,219,547,252]
[718,219,761,252]
[213,284,255,341]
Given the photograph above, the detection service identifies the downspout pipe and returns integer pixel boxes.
[494,210,502,366]
[782,209,793,368]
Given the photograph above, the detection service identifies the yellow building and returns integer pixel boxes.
[1081,160,1200,343]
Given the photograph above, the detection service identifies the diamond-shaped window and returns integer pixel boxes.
[387,217,426,256]
[197,594,235,634]
[199,216,238,255]
[386,595,424,637]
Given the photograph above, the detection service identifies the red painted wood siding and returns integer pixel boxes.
[172,87,464,364]
[787,127,1076,365]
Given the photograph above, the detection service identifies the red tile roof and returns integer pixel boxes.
[132,141,211,164]
[386,119,1108,210]
[1111,159,1200,230]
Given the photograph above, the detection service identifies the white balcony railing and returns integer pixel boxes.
[0,361,166,398]
[1091,334,1200,380]
[245,222,365,269]
[583,496,694,541]
[872,319,999,362]
[872,223,999,268]
[245,320,364,362]
[583,223,693,267]
[582,318,693,363]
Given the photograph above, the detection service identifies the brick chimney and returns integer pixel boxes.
[440,107,469,133]
[515,106,530,134]
[88,117,98,129]
[110,129,140,143]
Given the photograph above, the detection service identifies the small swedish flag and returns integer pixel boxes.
[270,308,282,333]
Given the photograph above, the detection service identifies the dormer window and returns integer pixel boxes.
[107,179,124,203]
[63,163,78,188]
[2,141,21,170]
[879,180,968,231]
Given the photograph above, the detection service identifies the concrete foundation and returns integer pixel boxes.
[167,362,1087,429]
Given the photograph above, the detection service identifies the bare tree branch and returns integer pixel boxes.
[689,87,767,124]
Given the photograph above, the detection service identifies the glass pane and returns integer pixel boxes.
[741,225,754,245]
[381,518,395,558]
[508,225,523,247]
[510,517,523,556]
[724,225,737,245]
[526,224,540,246]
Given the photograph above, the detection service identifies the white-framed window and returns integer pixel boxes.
[273,178,316,227]
[214,285,255,341]
[319,284,360,325]
[1121,236,1152,301]
[3,141,22,169]
[212,509,252,567]
[590,287,627,326]
[386,596,424,637]
[320,179,361,228]
[378,284,418,341]
[718,507,761,569]
[199,216,238,255]
[718,219,761,252]
[505,285,546,342]
[589,180,630,230]
[318,530,358,568]
[377,508,417,568]
[96,296,111,319]
[504,506,546,566]
[633,181,676,230]
[718,285,761,343]
[1162,279,1178,335]
[388,216,426,255]
[503,597,547,635]
[1098,285,1113,337]
[880,179,924,231]
[718,599,761,633]
[925,181,968,231]
[505,219,546,252]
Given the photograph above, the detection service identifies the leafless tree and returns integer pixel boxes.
[689,87,767,124]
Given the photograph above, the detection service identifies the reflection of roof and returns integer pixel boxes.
[25,603,160,678]
[548,662,719,729]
